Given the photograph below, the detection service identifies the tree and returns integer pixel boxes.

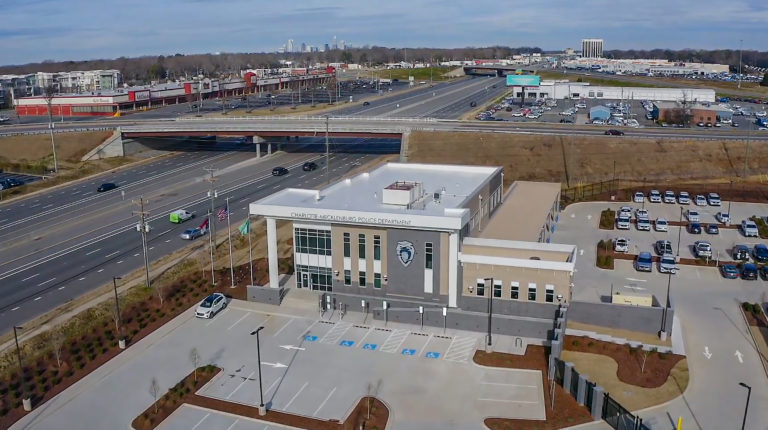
[640,349,652,373]
[761,73,768,87]
[49,327,66,369]
[189,348,200,382]
[149,377,160,413]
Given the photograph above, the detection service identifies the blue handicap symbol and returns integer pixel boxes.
[401,348,417,356]
[304,335,318,342]
[363,343,378,350]
[425,352,441,359]
[340,340,355,347]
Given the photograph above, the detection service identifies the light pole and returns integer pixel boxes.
[738,382,751,430]
[660,272,671,339]
[112,276,122,333]
[484,277,494,348]
[204,167,218,284]
[728,180,733,224]
[325,115,330,185]
[676,206,683,257]
[133,197,151,289]
[250,327,266,415]
[14,326,31,411]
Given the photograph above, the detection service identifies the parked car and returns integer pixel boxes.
[618,206,633,216]
[633,191,644,203]
[705,224,719,234]
[694,195,707,206]
[0,178,24,189]
[733,245,750,261]
[741,263,758,280]
[97,182,118,192]
[659,254,677,274]
[707,193,721,206]
[688,222,702,234]
[663,190,676,203]
[760,266,768,281]
[272,167,289,176]
[180,228,205,240]
[685,210,700,222]
[616,214,631,230]
[636,217,651,231]
[655,240,673,255]
[635,252,653,272]
[605,129,625,136]
[720,264,740,279]
[753,244,768,263]
[741,220,759,237]
[694,241,712,258]
[678,191,691,204]
[302,161,318,171]
[635,208,649,219]
[195,293,227,318]
[655,218,668,232]
[648,190,662,203]
[614,237,629,253]
[716,212,730,224]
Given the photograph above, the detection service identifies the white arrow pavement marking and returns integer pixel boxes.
[735,350,744,363]
[703,346,712,359]
[579,249,584,256]
[587,214,593,220]
[261,361,288,368]
[279,345,306,351]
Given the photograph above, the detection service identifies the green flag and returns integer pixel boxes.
[238,219,250,236]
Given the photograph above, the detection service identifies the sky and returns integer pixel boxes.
[2,0,768,65]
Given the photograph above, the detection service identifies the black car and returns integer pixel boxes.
[0,178,24,189]
[302,162,318,172]
[97,182,117,192]
[760,266,768,281]
[688,222,702,234]
[271,167,288,176]
[753,244,768,263]
[705,224,719,234]
[470,101,477,107]
[362,101,370,106]
[741,263,758,280]
[605,129,625,136]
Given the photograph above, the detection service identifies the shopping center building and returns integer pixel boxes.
[248,163,575,329]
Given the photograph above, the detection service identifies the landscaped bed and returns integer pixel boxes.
[475,346,594,430]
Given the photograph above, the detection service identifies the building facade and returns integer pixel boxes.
[581,39,603,58]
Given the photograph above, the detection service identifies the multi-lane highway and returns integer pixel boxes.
[0,142,387,334]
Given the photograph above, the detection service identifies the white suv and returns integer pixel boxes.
[742,220,759,238]
[649,190,662,203]
[707,193,721,206]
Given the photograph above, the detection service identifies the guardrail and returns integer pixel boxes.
[0,127,116,138]
[175,115,438,123]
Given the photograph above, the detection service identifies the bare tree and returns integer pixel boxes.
[49,327,66,369]
[640,349,652,373]
[189,348,200,382]
[149,377,160,413]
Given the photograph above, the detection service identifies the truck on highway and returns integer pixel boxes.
[169,210,194,224]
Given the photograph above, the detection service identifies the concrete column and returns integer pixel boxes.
[591,385,604,420]
[577,373,588,405]
[266,217,279,288]
[267,143,272,155]
[553,328,563,340]
[256,144,260,158]
[563,362,574,396]
[448,232,458,307]
[551,339,562,360]
[556,317,565,330]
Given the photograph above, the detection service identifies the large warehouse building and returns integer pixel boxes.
[248,163,574,318]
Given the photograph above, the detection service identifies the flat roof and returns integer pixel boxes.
[250,162,501,231]
[475,181,561,242]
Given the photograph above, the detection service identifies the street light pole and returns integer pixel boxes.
[112,276,122,333]
[728,180,733,223]
[484,277,494,348]
[250,327,266,416]
[738,382,751,430]
[661,272,671,338]
[14,325,31,410]
[133,197,151,289]
[325,115,330,185]
[676,206,683,257]
[204,168,218,284]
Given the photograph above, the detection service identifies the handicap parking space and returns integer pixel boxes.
[397,332,431,357]
[334,324,370,348]
[357,326,393,351]
[419,334,454,359]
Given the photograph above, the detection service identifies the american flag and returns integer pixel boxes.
[217,205,228,222]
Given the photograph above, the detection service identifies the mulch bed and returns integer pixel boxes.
[475,346,594,430]
[133,366,389,430]
[564,335,684,388]
[214,257,293,300]
[742,303,768,328]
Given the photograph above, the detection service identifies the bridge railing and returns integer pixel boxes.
[174,115,438,123]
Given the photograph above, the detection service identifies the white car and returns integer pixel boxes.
[618,206,633,215]
[617,214,631,230]
[663,190,676,204]
[716,212,730,224]
[195,293,227,318]
[655,218,668,232]
[637,217,651,231]
[648,190,662,203]
[614,237,629,253]
[633,191,645,203]
[678,191,691,204]
[741,220,759,238]
[685,210,700,222]
[635,208,649,219]
[695,195,707,206]
[707,193,721,206]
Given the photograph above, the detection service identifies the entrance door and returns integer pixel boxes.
[300,272,309,289]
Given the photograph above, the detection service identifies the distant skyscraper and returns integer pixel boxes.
[581,38,603,58]
[324,43,330,52]
[287,39,295,53]
[340,40,345,50]
[300,42,306,52]
[332,35,338,50]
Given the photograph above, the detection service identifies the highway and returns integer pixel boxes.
[0,142,386,334]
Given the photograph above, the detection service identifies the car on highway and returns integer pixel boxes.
[720,264,740,279]
[694,195,707,206]
[633,191,644,203]
[169,210,194,224]
[180,227,205,240]
[648,190,662,203]
[604,129,625,136]
[733,245,751,261]
[655,218,668,232]
[753,244,768,263]
[716,212,730,224]
[272,167,288,176]
[663,190,676,203]
[688,222,702,234]
[694,241,712,258]
[614,237,629,253]
[741,220,759,237]
[741,263,758,280]
[705,223,719,234]
[469,101,477,107]
[195,292,227,318]
[302,161,318,171]
[678,191,691,204]
[685,209,700,222]
[655,240,673,255]
[634,252,653,272]
[659,254,677,274]
[363,101,370,106]
[97,182,118,192]
[707,193,721,206]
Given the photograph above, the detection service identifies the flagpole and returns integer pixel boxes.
[208,211,215,285]
[226,197,235,288]
[248,216,254,287]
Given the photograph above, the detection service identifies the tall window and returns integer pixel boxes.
[510,282,519,300]
[358,234,366,259]
[343,233,350,258]
[528,283,537,301]
[344,270,351,285]
[425,242,433,269]
[359,271,366,287]
[294,228,331,255]
[373,235,381,261]
[493,280,502,298]
[374,273,382,288]
[545,285,555,303]
[476,280,485,296]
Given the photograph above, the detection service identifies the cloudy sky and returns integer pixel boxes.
[3,0,767,65]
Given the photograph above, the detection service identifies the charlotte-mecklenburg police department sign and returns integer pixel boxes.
[290,212,413,227]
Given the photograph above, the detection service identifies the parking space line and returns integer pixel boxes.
[299,320,318,340]
[478,398,539,404]
[419,334,435,357]
[320,321,351,344]
[190,412,211,430]
[224,419,240,430]
[273,318,293,337]
[379,329,409,353]
[356,327,373,348]
[284,382,309,409]
[206,308,230,326]
[313,386,337,416]
[227,313,250,331]
[226,371,255,399]
[443,336,478,362]
[264,376,281,396]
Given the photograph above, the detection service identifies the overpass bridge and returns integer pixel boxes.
[463,65,536,76]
